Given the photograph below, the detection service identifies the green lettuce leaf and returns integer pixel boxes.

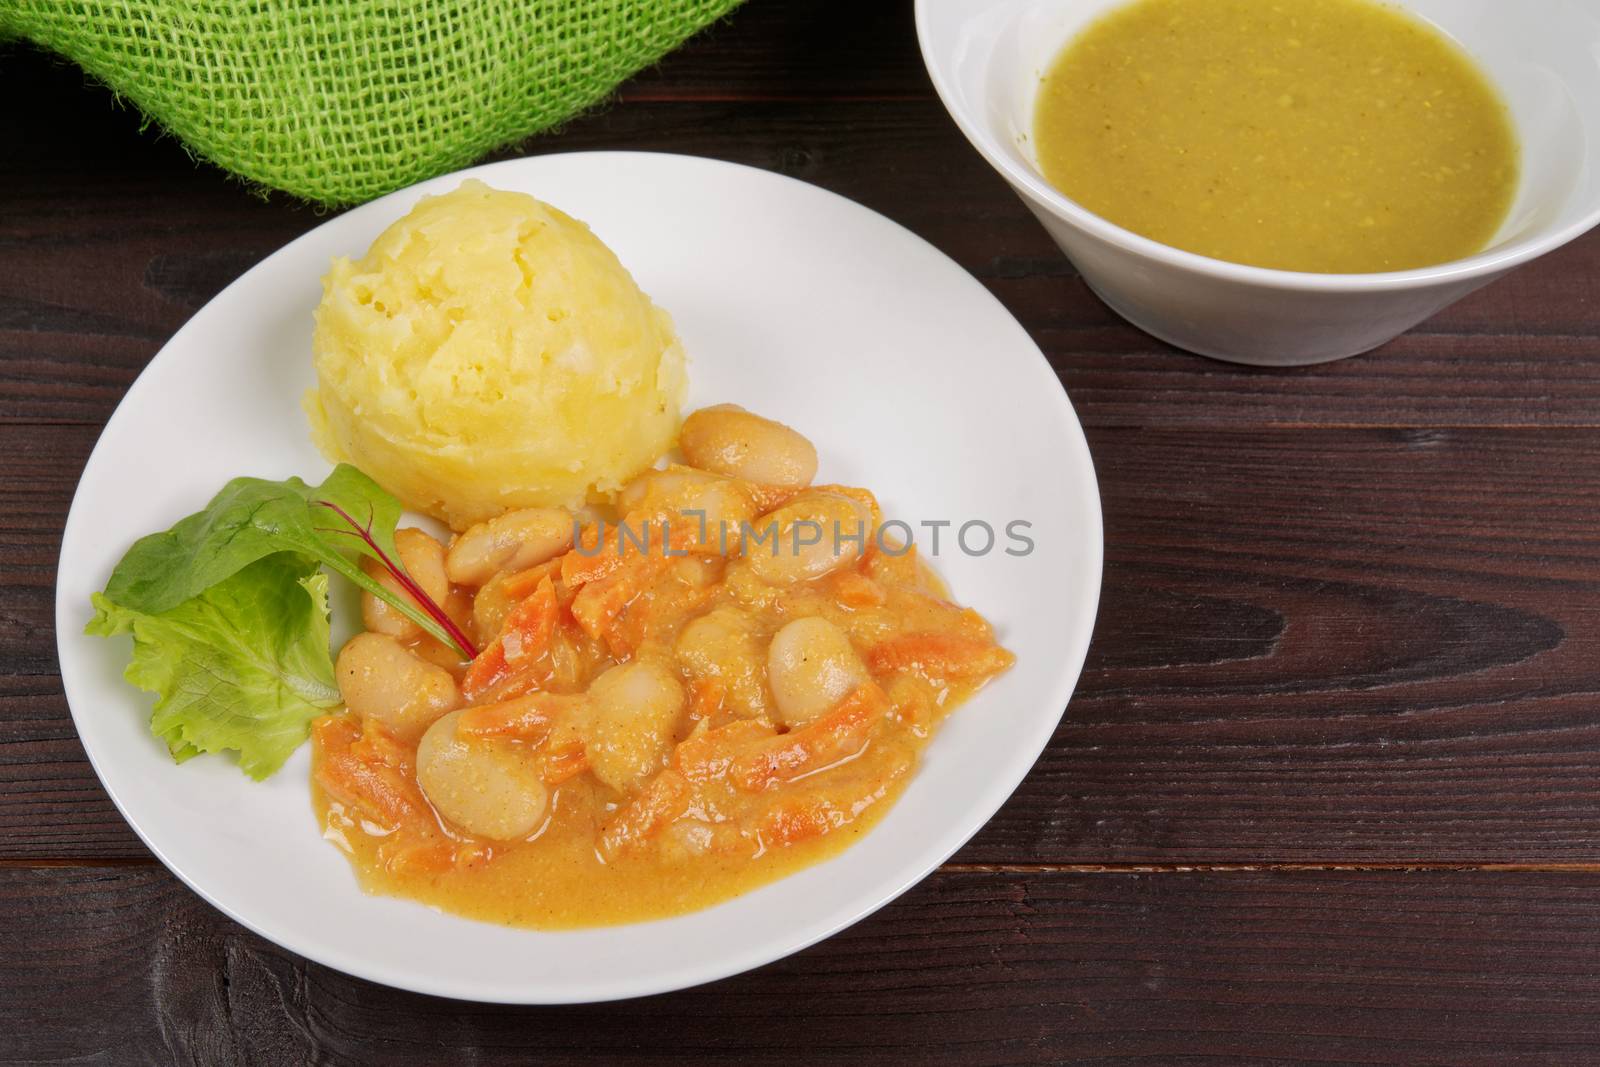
[100,463,464,654]
[87,553,341,780]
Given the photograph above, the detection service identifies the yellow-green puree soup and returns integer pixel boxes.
[1034,0,1519,273]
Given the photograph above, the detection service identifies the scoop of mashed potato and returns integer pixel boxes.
[306,179,686,529]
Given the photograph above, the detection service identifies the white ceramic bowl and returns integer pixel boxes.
[918,0,1600,366]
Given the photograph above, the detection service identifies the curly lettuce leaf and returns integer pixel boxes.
[87,553,341,780]
[99,463,463,654]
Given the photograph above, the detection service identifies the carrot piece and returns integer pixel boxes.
[686,678,727,724]
[380,837,458,876]
[832,570,886,609]
[348,720,414,769]
[759,798,843,848]
[541,741,590,787]
[598,770,693,858]
[466,670,551,707]
[311,713,361,750]
[563,517,712,591]
[560,524,622,588]
[866,632,1015,682]
[602,578,715,661]
[316,752,425,830]
[569,554,672,645]
[730,683,888,793]
[314,714,430,831]
[497,559,560,602]
[500,575,560,658]
[757,758,905,848]
[674,718,777,783]
[456,691,580,742]
[461,576,560,702]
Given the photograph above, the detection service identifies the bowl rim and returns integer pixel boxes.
[914,0,1600,294]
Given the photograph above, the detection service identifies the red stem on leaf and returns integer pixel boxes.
[313,501,480,659]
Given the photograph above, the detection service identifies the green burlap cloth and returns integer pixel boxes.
[1,0,741,205]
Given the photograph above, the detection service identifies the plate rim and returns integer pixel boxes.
[53,150,1104,1003]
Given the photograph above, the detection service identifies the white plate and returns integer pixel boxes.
[54,152,1102,1003]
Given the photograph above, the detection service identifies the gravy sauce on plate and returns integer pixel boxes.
[312,408,1015,929]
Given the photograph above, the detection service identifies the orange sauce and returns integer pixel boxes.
[312,478,1012,929]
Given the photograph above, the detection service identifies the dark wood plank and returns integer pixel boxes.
[965,426,1600,863]
[11,0,1600,1056]
[13,423,1600,863]
[2,864,1597,1065]
[5,50,1600,430]
[619,0,928,101]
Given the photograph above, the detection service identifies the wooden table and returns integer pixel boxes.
[6,2,1600,1062]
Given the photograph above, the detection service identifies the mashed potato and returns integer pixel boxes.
[306,179,686,529]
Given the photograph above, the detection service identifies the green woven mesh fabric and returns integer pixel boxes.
[0,0,741,205]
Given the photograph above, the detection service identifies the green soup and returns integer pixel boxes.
[1034,0,1519,273]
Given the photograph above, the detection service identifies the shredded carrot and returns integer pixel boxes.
[379,838,458,876]
[497,559,560,602]
[570,554,672,646]
[461,576,560,701]
[731,682,888,793]
[867,632,1014,681]
[316,752,425,830]
[562,516,714,591]
[686,677,727,725]
[347,720,413,769]
[456,691,578,742]
[311,714,361,750]
[599,770,692,857]
[541,741,590,787]
[759,798,843,848]
[559,524,619,588]
[603,579,715,660]
[674,717,777,783]
[832,570,887,609]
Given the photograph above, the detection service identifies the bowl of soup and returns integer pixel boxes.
[917,0,1600,365]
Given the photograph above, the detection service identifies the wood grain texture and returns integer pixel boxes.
[7,0,1600,1059]
[12,424,1600,864]
[620,0,926,101]
[5,47,1600,430]
[3,865,1599,1066]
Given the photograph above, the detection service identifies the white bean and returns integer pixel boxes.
[618,467,758,552]
[618,466,714,515]
[744,490,872,586]
[445,507,573,587]
[672,555,726,593]
[335,632,459,742]
[416,710,549,840]
[679,404,818,488]
[585,659,687,793]
[674,606,773,719]
[361,528,450,640]
[767,616,870,727]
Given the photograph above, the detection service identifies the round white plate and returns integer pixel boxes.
[55,152,1102,1003]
